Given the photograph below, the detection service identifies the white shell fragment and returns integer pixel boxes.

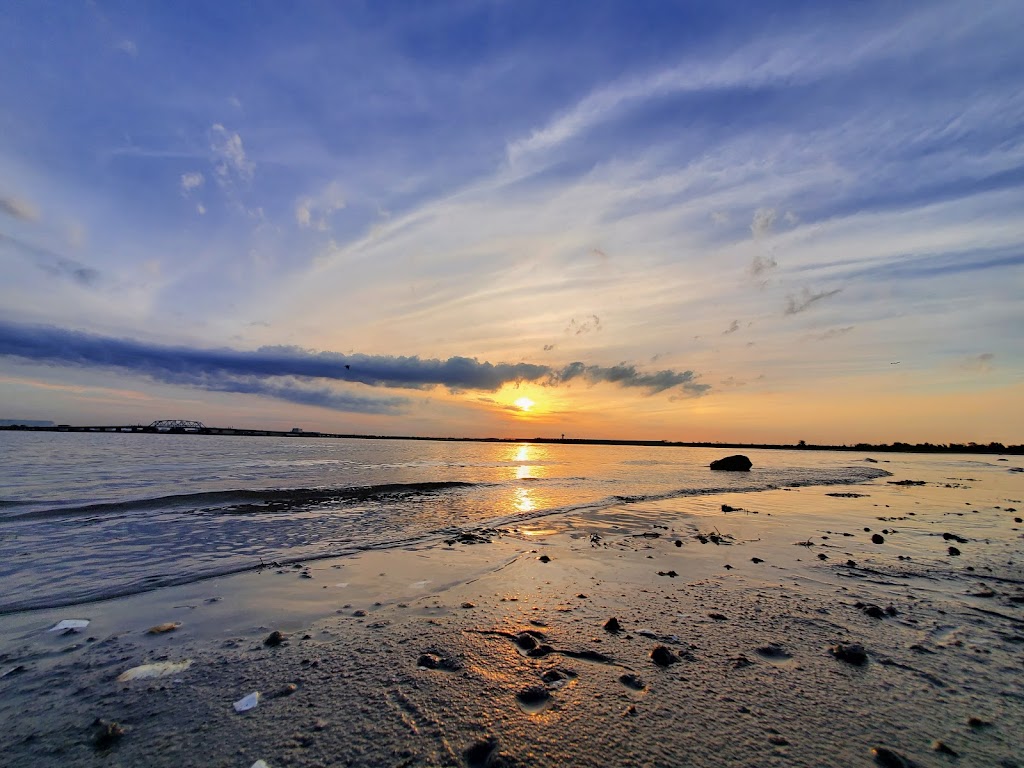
[49,619,90,632]
[251,761,271,768]
[233,691,260,713]
[117,660,193,681]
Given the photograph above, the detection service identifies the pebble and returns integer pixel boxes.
[932,741,958,756]
[650,645,679,666]
[751,557,764,564]
[872,534,885,544]
[264,630,285,647]
[871,746,914,767]
[92,719,125,751]
[603,617,622,633]
[830,643,868,665]
[538,555,551,563]
[948,546,961,556]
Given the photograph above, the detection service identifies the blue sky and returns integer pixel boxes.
[1,1,1022,443]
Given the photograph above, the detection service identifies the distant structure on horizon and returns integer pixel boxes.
[149,419,206,432]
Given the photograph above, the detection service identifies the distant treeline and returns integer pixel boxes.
[1,424,1020,454]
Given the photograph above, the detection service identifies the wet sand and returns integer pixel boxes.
[2,457,1022,767]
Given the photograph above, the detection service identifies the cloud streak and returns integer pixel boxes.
[0,322,710,411]
[0,196,39,222]
[784,287,842,315]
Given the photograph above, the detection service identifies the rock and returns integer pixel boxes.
[710,455,752,471]
[830,643,868,665]
[460,602,476,609]
[352,609,367,617]
[264,630,285,647]
[708,613,728,621]
[603,617,622,633]
[860,604,886,619]
[871,746,915,767]
[721,504,739,512]
[146,622,180,635]
[751,557,764,564]
[674,540,683,547]
[817,553,828,560]
[948,546,961,556]
[538,555,551,563]
[872,533,885,544]
[92,719,125,751]
[967,716,991,728]
[650,645,679,666]
[932,741,958,756]
[657,570,679,577]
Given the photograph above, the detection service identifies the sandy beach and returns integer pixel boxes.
[2,455,1022,767]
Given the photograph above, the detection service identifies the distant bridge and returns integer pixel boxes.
[148,419,207,430]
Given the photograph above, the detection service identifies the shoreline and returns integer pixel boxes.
[2,462,1022,766]
[3,425,1021,454]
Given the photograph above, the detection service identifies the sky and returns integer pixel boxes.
[1,1,1023,444]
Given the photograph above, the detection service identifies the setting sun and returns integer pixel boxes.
[514,397,535,412]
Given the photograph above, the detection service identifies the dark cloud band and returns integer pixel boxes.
[0,321,709,411]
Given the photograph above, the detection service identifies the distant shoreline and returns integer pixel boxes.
[2,423,1020,454]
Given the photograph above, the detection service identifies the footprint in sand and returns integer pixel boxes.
[515,686,552,714]
[755,644,793,663]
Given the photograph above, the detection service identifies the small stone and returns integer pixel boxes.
[603,617,622,632]
[146,622,179,635]
[830,643,868,665]
[93,719,125,751]
[846,560,857,567]
[751,557,764,564]
[871,746,913,767]
[460,602,476,609]
[650,645,679,666]
[352,609,367,617]
[861,604,886,619]
[817,553,828,560]
[768,735,790,746]
[264,630,285,647]
[932,741,958,756]
[967,716,991,728]
[674,540,682,547]
[872,534,885,544]
[538,555,551,563]
[708,613,727,621]
[948,546,961,556]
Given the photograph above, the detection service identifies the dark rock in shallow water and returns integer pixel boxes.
[710,455,752,471]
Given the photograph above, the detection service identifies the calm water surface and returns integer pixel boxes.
[1,432,890,612]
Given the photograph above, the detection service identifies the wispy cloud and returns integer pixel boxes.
[0,234,102,287]
[784,287,842,315]
[210,124,254,187]
[295,182,346,230]
[180,172,205,195]
[0,196,39,222]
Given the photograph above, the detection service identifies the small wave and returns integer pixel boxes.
[1,481,477,522]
